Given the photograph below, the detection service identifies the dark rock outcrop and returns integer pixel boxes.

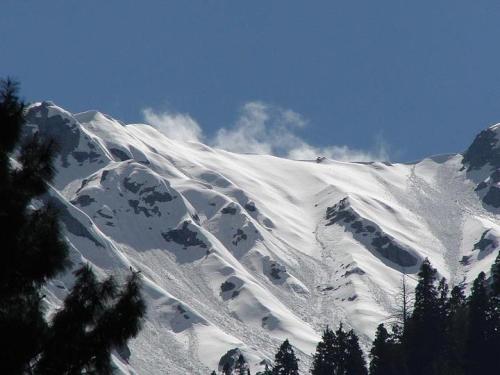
[326,198,418,267]
[162,221,207,249]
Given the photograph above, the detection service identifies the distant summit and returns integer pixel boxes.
[463,123,500,172]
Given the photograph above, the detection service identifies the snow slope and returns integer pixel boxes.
[25,101,500,374]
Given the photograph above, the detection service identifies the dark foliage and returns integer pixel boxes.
[214,257,499,375]
[369,257,500,375]
[344,330,367,375]
[404,259,443,375]
[0,78,69,374]
[34,267,145,374]
[311,325,366,375]
[369,324,397,375]
[272,339,299,375]
[310,326,336,375]
[0,78,145,374]
[234,354,249,375]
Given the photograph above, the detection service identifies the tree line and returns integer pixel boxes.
[0,79,146,374]
[215,255,500,375]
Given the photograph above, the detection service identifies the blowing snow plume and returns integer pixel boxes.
[143,101,389,162]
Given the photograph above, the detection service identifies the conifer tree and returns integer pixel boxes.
[34,266,145,374]
[404,258,441,375]
[272,339,299,375]
[369,324,396,375]
[439,283,467,375]
[0,78,145,374]
[388,324,408,375]
[464,272,490,374]
[312,323,367,375]
[448,283,466,316]
[345,329,367,375]
[0,78,69,374]
[437,277,450,324]
[463,269,500,374]
[369,258,500,375]
[487,253,500,371]
[331,324,349,375]
[311,326,336,375]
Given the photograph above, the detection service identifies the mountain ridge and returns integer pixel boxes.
[24,101,500,374]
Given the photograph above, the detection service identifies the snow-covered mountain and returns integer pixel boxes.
[25,101,500,374]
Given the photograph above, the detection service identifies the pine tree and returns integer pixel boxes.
[437,277,450,325]
[462,266,500,374]
[311,326,336,375]
[272,339,299,375]
[464,272,490,374]
[448,283,466,316]
[0,78,69,374]
[388,324,408,375]
[211,371,217,375]
[488,253,500,371]
[369,324,396,375]
[439,283,467,375]
[404,258,441,375]
[433,277,451,371]
[0,78,145,374]
[345,329,367,375]
[312,323,367,375]
[34,266,145,374]
[331,324,349,375]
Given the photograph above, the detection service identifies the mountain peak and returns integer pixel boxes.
[74,110,124,126]
[462,123,500,172]
[21,103,500,374]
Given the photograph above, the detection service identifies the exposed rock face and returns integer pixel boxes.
[221,205,237,215]
[220,277,243,300]
[232,229,248,246]
[110,147,131,161]
[25,102,107,169]
[162,221,207,249]
[473,169,500,208]
[483,185,500,208]
[70,194,95,207]
[462,125,500,171]
[326,198,418,267]
[244,202,256,212]
[473,230,498,253]
[462,124,500,209]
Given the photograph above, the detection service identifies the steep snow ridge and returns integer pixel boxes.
[25,103,500,374]
[462,123,500,211]
[323,196,421,269]
[462,122,500,174]
[25,102,112,188]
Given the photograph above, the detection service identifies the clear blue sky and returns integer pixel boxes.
[2,1,500,161]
